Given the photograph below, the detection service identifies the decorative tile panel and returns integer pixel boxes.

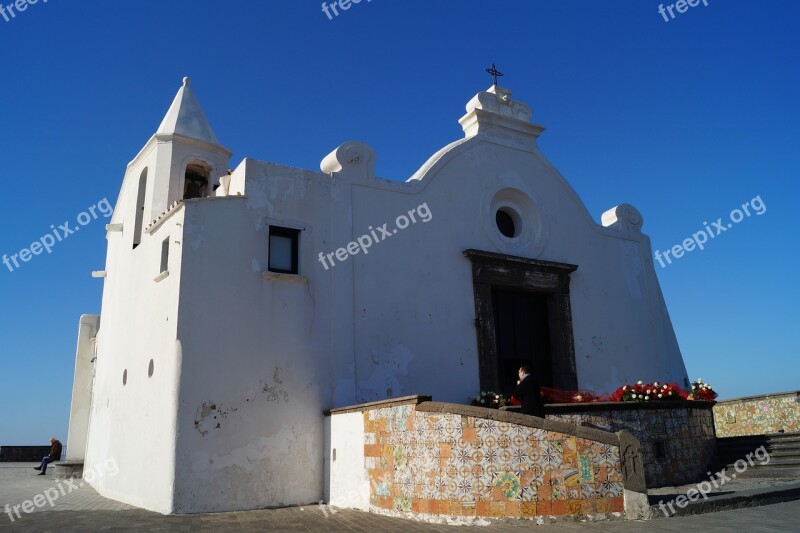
[362,405,623,519]
[714,392,800,437]
[547,405,715,487]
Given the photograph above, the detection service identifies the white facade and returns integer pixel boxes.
[71,78,688,513]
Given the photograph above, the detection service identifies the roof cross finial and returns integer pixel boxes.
[485,63,504,86]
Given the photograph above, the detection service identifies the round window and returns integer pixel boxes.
[496,208,517,238]
[483,184,548,256]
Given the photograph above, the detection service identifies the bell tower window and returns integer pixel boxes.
[183,162,211,200]
[133,168,148,249]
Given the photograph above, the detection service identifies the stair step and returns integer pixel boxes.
[709,465,800,479]
[718,435,800,444]
[717,442,800,450]
[717,442,800,451]
[718,438,800,446]
[720,433,800,437]
[708,434,800,480]
[716,444,800,451]
[713,450,800,460]
[710,460,800,470]
[715,453,800,460]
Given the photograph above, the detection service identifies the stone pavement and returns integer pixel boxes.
[648,476,800,516]
[0,464,133,513]
[2,463,799,532]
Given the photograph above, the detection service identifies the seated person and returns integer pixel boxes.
[34,437,62,475]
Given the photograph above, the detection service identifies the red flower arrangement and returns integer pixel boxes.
[537,379,717,404]
[609,381,688,402]
[688,378,718,401]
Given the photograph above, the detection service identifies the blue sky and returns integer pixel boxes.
[0,0,797,444]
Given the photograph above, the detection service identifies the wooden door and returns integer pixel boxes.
[491,288,553,396]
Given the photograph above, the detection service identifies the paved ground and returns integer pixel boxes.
[2,463,798,532]
[0,464,133,514]
[647,476,800,516]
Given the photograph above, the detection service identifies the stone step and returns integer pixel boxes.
[707,434,800,484]
[709,460,800,473]
[714,445,800,455]
[649,480,800,518]
[717,442,800,451]
[718,440,800,449]
[705,466,800,480]
[714,452,800,463]
[713,450,800,462]
[718,436,800,445]
[718,433,800,444]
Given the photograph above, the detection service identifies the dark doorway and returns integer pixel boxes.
[491,288,553,396]
[464,249,578,394]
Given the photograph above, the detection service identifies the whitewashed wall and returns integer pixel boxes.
[171,186,330,512]
[82,146,187,514]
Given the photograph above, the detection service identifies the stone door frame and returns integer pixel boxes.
[464,249,579,393]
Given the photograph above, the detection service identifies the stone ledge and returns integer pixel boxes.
[544,400,715,413]
[0,446,50,462]
[324,395,432,416]
[714,391,800,405]
[416,402,621,447]
[54,461,84,479]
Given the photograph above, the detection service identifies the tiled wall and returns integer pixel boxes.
[546,405,715,487]
[362,404,624,520]
[714,392,800,437]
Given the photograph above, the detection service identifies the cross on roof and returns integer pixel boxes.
[485,63,504,86]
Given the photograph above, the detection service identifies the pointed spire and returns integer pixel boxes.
[156,77,221,146]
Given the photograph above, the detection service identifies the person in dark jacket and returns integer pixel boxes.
[34,437,62,475]
[510,366,544,417]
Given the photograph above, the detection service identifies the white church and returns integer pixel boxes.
[64,76,688,514]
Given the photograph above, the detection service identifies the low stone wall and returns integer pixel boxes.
[544,401,715,488]
[0,446,51,462]
[713,391,800,437]
[326,396,648,523]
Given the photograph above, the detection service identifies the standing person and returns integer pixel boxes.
[33,437,62,475]
[510,366,544,417]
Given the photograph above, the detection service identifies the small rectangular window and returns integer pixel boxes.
[160,238,170,273]
[269,226,299,274]
[654,440,667,460]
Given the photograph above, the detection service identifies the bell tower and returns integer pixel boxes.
[122,77,232,249]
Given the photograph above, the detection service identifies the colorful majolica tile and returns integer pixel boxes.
[578,453,594,482]
[375,482,390,496]
[492,471,522,500]
[580,483,597,499]
[541,445,563,468]
[563,468,580,486]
